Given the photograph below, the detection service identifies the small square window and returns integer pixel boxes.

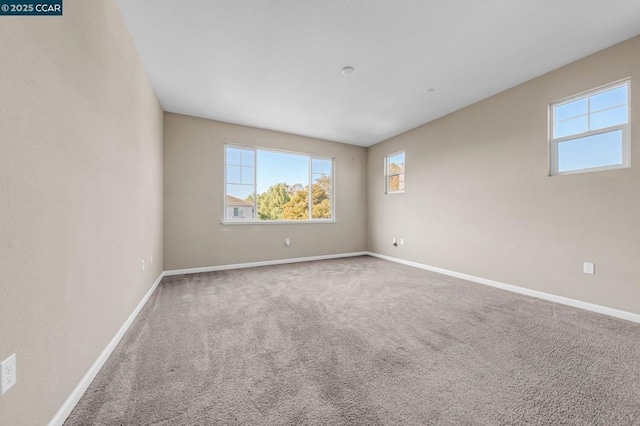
[550,80,630,175]
[385,151,405,193]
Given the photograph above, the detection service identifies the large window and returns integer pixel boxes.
[550,80,630,175]
[385,151,405,193]
[224,145,334,223]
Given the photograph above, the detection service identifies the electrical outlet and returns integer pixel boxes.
[1,354,17,395]
[141,260,145,271]
[400,238,404,245]
[583,262,595,275]
[285,238,291,246]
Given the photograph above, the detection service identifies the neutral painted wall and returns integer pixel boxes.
[368,35,640,315]
[0,2,163,424]
[164,113,367,270]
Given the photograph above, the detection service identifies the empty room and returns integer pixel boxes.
[2,0,640,424]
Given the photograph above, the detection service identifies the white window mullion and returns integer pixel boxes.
[224,144,228,220]
[587,95,591,131]
[384,156,389,193]
[253,148,257,220]
[308,156,313,220]
[549,79,630,175]
[224,145,334,223]
[384,151,405,194]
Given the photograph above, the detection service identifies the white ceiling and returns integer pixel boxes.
[117,0,640,147]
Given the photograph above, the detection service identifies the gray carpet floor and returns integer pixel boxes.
[65,256,640,425]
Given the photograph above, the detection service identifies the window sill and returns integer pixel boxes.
[550,163,630,176]
[221,220,337,226]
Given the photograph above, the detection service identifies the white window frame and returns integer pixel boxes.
[549,79,631,176]
[385,150,405,194]
[223,144,336,224]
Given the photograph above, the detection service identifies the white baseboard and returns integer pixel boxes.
[50,249,637,425]
[163,251,369,276]
[366,251,640,324]
[48,272,165,426]
[50,251,367,424]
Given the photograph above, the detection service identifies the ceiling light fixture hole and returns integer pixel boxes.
[341,66,355,75]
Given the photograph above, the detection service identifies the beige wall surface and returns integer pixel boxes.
[164,113,367,270]
[0,1,163,424]
[368,35,640,315]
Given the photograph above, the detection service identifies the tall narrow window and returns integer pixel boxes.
[226,146,256,219]
[224,145,334,222]
[550,80,630,175]
[311,158,333,219]
[385,151,405,193]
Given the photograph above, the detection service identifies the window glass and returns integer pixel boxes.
[311,158,332,219]
[555,116,588,138]
[589,85,627,112]
[385,151,405,193]
[258,150,309,221]
[555,98,587,122]
[225,146,333,222]
[589,105,627,130]
[550,81,630,175]
[557,131,623,173]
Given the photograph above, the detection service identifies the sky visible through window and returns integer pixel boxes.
[226,146,333,221]
[227,149,311,199]
[554,85,628,138]
[257,151,309,194]
[553,83,628,173]
[558,131,622,172]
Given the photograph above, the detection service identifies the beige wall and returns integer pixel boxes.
[0,2,163,424]
[164,113,367,270]
[368,35,640,315]
[1,2,636,422]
